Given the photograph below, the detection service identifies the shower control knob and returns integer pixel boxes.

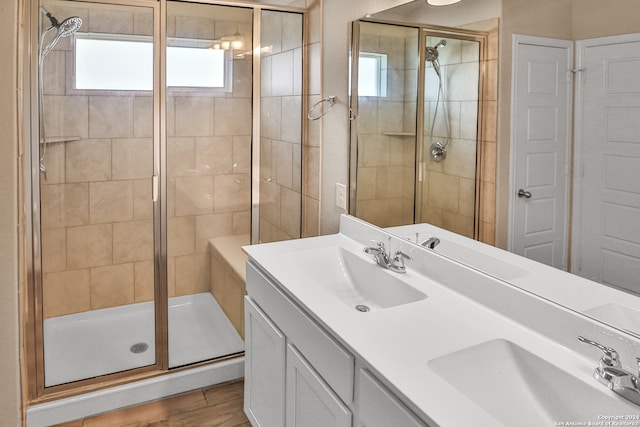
[517,189,532,199]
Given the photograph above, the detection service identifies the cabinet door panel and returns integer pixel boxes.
[358,369,427,427]
[286,344,352,427]
[244,297,286,427]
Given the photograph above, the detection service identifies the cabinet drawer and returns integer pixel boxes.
[358,369,428,427]
[247,262,355,404]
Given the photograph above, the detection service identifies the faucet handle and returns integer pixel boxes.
[578,336,621,368]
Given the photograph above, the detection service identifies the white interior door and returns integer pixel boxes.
[510,36,572,269]
[573,34,640,295]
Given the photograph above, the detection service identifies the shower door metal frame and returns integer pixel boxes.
[349,19,488,239]
[23,0,306,403]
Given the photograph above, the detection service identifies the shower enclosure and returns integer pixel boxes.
[349,21,486,238]
[24,0,303,400]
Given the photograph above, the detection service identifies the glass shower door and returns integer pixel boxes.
[38,0,157,387]
[165,2,252,368]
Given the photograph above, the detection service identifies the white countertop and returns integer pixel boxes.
[244,220,639,426]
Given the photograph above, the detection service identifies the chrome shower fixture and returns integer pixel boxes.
[425,39,446,62]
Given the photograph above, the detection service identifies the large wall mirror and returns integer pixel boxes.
[349,0,640,340]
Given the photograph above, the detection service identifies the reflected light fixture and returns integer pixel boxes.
[427,0,462,5]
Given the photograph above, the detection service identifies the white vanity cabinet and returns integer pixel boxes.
[244,261,430,427]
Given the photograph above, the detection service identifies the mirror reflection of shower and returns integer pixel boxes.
[38,7,82,179]
[426,39,450,162]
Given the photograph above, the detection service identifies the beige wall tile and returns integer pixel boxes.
[41,143,65,184]
[233,58,252,99]
[174,176,214,216]
[175,253,209,296]
[481,141,497,184]
[41,228,67,274]
[67,224,113,269]
[275,141,294,189]
[259,180,281,227]
[42,50,65,95]
[113,220,154,264]
[90,180,134,224]
[195,136,233,175]
[281,96,302,143]
[232,136,251,174]
[66,139,111,183]
[356,167,377,200]
[41,183,89,229]
[271,50,294,96]
[195,213,233,253]
[168,216,195,257]
[88,9,134,34]
[43,269,91,318]
[280,187,301,238]
[261,97,282,140]
[134,260,154,303]
[89,97,134,138]
[359,134,390,167]
[302,196,319,238]
[133,96,153,138]
[112,138,153,180]
[174,16,215,39]
[133,11,153,36]
[213,174,250,213]
[90,263,135,310]
[175,97,214,137]
[133,179,153,220]
[167,256,176,297]
[168,137,195,177]
[443,212,474,239]
[282,12,303,52]
[215,98,252,136]
[428,171,459,212]
[44,95,89,139]
[304,146,320,200]
[232,211,250,236]
[459,177,477,218]
[443,139,477,180]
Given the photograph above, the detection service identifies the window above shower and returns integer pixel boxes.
[74,34,229,92]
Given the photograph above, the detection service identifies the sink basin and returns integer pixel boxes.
[428,339,634,426]
[286,246,427,311]
[584,304,640,335]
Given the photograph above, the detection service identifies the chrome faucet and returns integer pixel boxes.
[364,238,411,273]
[421,237,440,249]
[578,336,640,406]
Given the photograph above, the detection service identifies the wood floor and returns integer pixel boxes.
[54,380,250,427]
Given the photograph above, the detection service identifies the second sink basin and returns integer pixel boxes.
[287,246,427,311]
[428,339,634,426]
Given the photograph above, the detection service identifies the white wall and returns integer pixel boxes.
[0,0,23,424]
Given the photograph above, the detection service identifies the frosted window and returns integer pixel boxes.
[167,47,225,88]
[75,36,226,90]
[358,53,388,97]
[75,38,153,91]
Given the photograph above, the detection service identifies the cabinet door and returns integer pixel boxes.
[286,344,352,427]
[358,369,428,427]
[244,297,286,427]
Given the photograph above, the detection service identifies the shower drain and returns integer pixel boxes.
[130,342,149,354]
[355,304,370,313]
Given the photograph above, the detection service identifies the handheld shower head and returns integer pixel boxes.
[57,16,83,37]
[434,39,446,49]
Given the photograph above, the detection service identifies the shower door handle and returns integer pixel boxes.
[152,175,159,202]
[517,189,532,199]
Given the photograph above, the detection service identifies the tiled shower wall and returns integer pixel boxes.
[259,10,303,243]
[420,36,480,239]
[40,2,252,318]
[355,27,417,228]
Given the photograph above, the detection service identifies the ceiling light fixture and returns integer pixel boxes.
[427,0,462,5]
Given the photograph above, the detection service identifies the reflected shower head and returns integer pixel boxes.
[434,39,446,49]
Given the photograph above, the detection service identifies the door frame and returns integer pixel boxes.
[570,32,640,274]
[508,34,573,268]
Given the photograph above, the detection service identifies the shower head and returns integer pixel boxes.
[39,9,82,59]
[56,16,83,37]
[40,7,82,37]
[434,39,446,49]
